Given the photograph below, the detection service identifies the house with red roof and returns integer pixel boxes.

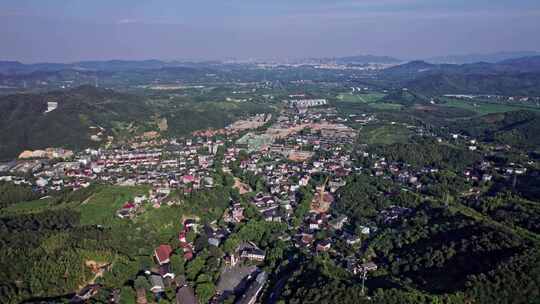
[122,202,135,209]
[182,175,195,184]
[154,245,173,265]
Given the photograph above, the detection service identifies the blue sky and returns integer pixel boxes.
[1,0,539,62]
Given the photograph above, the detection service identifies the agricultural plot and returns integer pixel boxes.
[358,124,414,145]
[337,92,386,103]
[337,92,409,112]
[369,103,404,110]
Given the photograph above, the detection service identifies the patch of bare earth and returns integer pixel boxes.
[233,178,252,194]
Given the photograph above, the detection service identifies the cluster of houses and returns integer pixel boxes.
[220,107,496,281]
[138,211,269,304]
[136,243,198,304]
[356,126,536,201]
[0,137,227,199]
[219,108,375,261]
[18,147,74,160]
[285,98,327,109]
[3,102,537,304]
[116,186,183,219]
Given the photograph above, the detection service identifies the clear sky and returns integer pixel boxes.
[1,0,539,62]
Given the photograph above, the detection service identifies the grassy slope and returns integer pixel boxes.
[0,185,192,303]
[337,93,387,103]
[359,124,414,145]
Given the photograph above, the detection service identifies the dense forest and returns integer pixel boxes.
[0,182,41,209]
[367,137,481,171]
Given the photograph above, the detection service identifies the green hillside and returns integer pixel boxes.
[451,110,540,149]
[0,86,152,160]
[381,90,431,106]
[0,86,275,160]
[0,180,233,303]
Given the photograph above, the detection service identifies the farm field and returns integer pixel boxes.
[358,123,414,145]
[369,103,404,110]
[337,92,386,103]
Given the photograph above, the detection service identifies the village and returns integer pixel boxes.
[0,99,537,304]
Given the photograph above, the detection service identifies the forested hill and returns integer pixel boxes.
[380,56,540,95]
[0,85,275,160]
[383,56,540,77]
[0,86,152,160]
[406,73,540,96]
[450,110,540,150]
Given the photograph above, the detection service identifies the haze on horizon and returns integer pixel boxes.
[1,0,540,63]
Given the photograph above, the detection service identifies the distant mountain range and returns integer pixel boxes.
[3,54,540,96]
[0,60,188,75]
[380,56,540,96]
[425,51,540,64]
[3,51,539,74]
[384,56,540,76]
[0,55,404,75]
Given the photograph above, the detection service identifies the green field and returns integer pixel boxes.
[440,98,540,115]
[369,103,404,110]
[337,92,386,103]
[336,92,407,112]
[77,185,149,225]
[359,124,414,145]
